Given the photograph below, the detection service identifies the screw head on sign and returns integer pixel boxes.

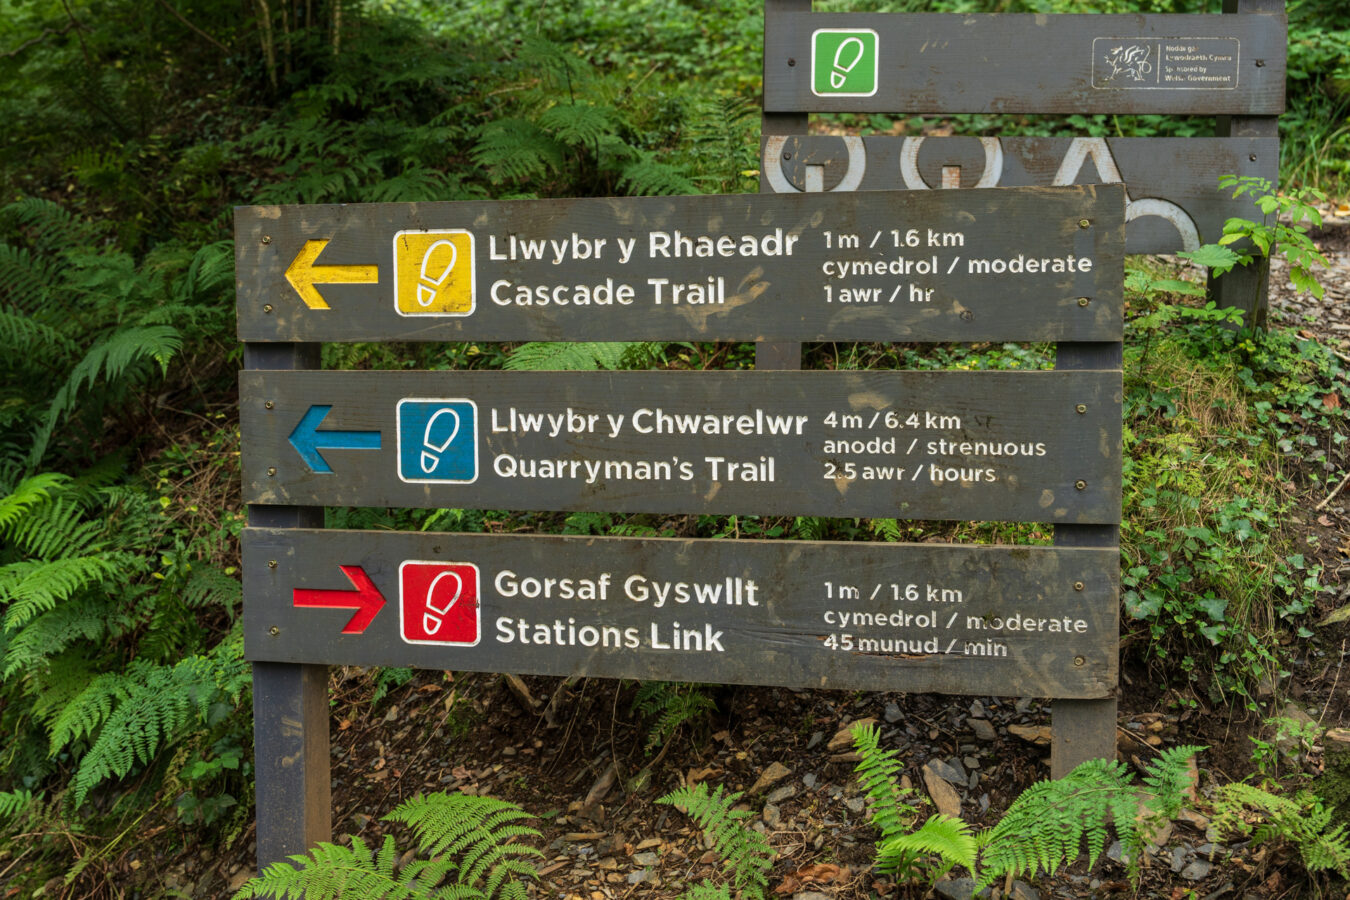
[1076,404,1087,414]
[1078,219,1091,229]
[1075,479,1087,490]
[1074,581,1085,591]
[788,58,796,66]
[1073,656,1085,667]
[269,626,280,636]
[261,235,272,244]
[268,560,277,569]
[1250,154,1258,162]
[1255,59,1265,67]
[1077,297,1090,307]
[264,400,274,410]
[267,466,277,477]
[783,152,792,160]
[263,304,274,314]
[960,310,974,321]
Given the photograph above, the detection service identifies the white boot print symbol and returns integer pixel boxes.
[422,569,464,635]
[831,37,866,89]
[420,407,461,474]
[416,239,458,307]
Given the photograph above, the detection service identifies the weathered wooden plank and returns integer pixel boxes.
[1050,340,1121,774]
[240,369,1122,523]
[763,136,1278,255]
[242,528,1118,699]
[765,13,1285,115]
[235,187,1124,343]
[244,343,332,868]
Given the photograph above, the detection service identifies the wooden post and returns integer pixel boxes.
[759,0,809,373]
[1051,341,1120,778]
[245,341,332,869]
[1209,0,1284,330]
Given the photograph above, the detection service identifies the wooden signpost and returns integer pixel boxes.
[240,369,1121,521]
[761,1,1286,323]
[239,184,1124,868]
[236,188,1122,344]
[243,529,1118,699]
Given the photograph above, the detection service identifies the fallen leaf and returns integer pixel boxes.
[772,876,801,894]
[1318,604,1350,627]
[792,863,844,883]
[1325,393,1341,410]
[338,719,352,731]
[1319,514,1334,526]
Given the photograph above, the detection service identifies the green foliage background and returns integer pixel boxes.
[0,0,1345,893]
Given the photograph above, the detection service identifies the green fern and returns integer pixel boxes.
[632,682,717,752]
[849,722,920,873]
[1213,782,1350,876]
[503,341,653,372]
[851,726,1203,888]
[618,154,698,197]
[234,792,543,900]
[880,815,978,879]
[657,782,774,899]
[0,789,34,821]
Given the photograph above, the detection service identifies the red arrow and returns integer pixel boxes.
[293,565,385,634]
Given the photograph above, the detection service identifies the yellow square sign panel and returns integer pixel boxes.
[394,230,475,316]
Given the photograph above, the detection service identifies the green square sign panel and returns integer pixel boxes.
[812,28,878,97]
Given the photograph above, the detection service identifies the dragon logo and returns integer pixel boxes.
[1103,44,1153,82]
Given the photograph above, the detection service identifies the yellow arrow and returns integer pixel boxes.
[284,239,379,310]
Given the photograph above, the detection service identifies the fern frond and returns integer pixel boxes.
[0,789,35,821]
[233,834,447,900]
[504,341,642,372]
[538,103,614,148]
[4,497,105,558]
[1213,782,1350,876]
[3,594,112,677]
[0,473,69,531]
[48,670,135,755]
[658,783,773,898]
[29,324,182,466]
[850,721,918,860]
[71,656,220,806]
[472,119,564,185]
[868,518,903,542]
[880,814,978,876]
[1140,744,1205,822]
[680,883,733,900]
[978,756,1159,886]
[0,198,100,254]
[618,155,698,197]
[0,555,119,631]
[632,682,716,752]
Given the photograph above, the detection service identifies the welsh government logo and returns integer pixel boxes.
[399,561,480,646]
[396,398,478,484]
[1102,44,1153,82]
[811,29,879,98]
[393,229,475,316]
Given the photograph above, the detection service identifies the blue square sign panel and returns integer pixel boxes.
[397,398,478,483]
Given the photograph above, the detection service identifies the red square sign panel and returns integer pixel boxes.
[399,561,480,645]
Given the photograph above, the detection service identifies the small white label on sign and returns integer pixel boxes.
[1091,37,1240,90]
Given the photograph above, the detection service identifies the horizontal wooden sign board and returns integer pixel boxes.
[764,13,1285,115]
[235,186,1124,343]
[762,136,1278,256]
[240,369,1122,523]
[242,528,1119,698]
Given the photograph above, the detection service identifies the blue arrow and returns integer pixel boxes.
[288,405,381,473]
